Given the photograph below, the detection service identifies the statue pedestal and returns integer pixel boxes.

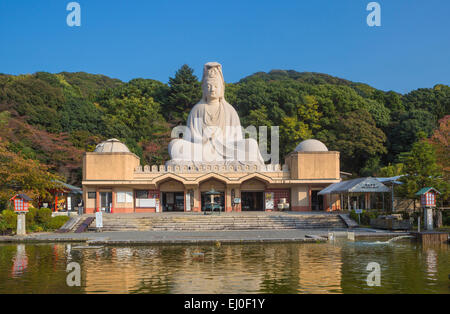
[423,207,433,231]
[16,213,26,236]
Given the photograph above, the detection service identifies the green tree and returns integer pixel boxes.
[331,109,387,174]
[165,65,201,123]
[386,110,436,163]
[399,135,447,201]
[280,95,322,156]
[378,163,404,177]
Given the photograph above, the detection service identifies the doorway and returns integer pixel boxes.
[241,191,264,211]
[100,192,112,213]
[201,191,225,211]
[311,191,324,211]
[162,192,185,212]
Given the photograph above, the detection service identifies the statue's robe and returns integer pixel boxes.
[168,100,264,166]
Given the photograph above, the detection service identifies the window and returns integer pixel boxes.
[135,190,148,199]
[88,192,96,199]
[135,190,159,208]
[117,191,133,203]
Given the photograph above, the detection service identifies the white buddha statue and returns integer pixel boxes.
[167,62,264,167]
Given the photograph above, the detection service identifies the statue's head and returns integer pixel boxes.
[201,62,225,103]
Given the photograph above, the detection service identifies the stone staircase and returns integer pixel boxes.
[70,213,348,232]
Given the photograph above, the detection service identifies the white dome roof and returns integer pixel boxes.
[94,139,130,153]
[294,139,328,152]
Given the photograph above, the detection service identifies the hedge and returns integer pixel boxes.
[0,208,71,234]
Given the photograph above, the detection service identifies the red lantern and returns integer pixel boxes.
[9,194,32,213]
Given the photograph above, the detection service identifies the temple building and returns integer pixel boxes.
[82,62,343,214]
[82,138,342,213]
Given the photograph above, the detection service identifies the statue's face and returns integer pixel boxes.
[203,77,222,102]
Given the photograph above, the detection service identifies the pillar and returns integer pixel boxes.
[192,187,201,212]
[16,213,26,236]
[308,185,311,210]
[424,207,433,231]
[111,190,115,213]
[96,188,99,213]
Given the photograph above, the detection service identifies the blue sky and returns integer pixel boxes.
[0,0,449,93]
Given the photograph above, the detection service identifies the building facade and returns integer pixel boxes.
[82,139,342,213]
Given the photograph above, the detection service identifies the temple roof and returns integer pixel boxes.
[94,138,130,153]
[318,177,390,195]
[294,139,328,152]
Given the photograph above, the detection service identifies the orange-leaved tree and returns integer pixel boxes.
[0,138,61,209]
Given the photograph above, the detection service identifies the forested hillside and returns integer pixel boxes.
[0,66,448,190]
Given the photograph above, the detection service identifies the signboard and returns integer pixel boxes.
[156,199,160,213]
[67,197,72,211]
[234,198,241,204]
[360,183,377,190]
[95,211,103,228]
[355,209,363,214]
[137,198,156,208]
[265,192,274,210]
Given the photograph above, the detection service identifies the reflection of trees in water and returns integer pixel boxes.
[0,244,82,294]
[2,241,446,294]
[340,241,450,294]
[84,243,343,294]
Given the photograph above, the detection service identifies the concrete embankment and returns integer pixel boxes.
[0,229,411,245]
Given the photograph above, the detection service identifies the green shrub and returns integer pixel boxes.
[349,211,358,222]
[34,225,44,232]
[2,210,17,231]
[47,216,70,230]
[36,208,52,227]
[26,207,38,231]
[0,215,8,234]
[350,209,380,225]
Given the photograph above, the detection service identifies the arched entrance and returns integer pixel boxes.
[240,179,266,211]
[159,179,185,212]
[199,179,226,212]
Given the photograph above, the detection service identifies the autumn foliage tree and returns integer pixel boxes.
[0,139,61,209]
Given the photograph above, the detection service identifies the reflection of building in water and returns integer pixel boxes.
[171,246,264,294]
[297,243,342,293]
[83,246,265,293]
[81,243,343,294]
[425,248,437,280]
[83,247,167,293]
[11,244,28,278]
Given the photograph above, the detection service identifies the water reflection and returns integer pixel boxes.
[0,240,449,294]
[11,244,28,278]
[425,249,437,281]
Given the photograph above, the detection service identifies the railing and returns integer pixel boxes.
[134,164,289,174]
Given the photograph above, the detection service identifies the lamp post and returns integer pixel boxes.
[9,194,32,236]
[415,187,440,231]
[205,189,222,214]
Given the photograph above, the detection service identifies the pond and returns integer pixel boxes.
[0,238,448,294]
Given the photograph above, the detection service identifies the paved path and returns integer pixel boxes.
[0,228,409,245]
